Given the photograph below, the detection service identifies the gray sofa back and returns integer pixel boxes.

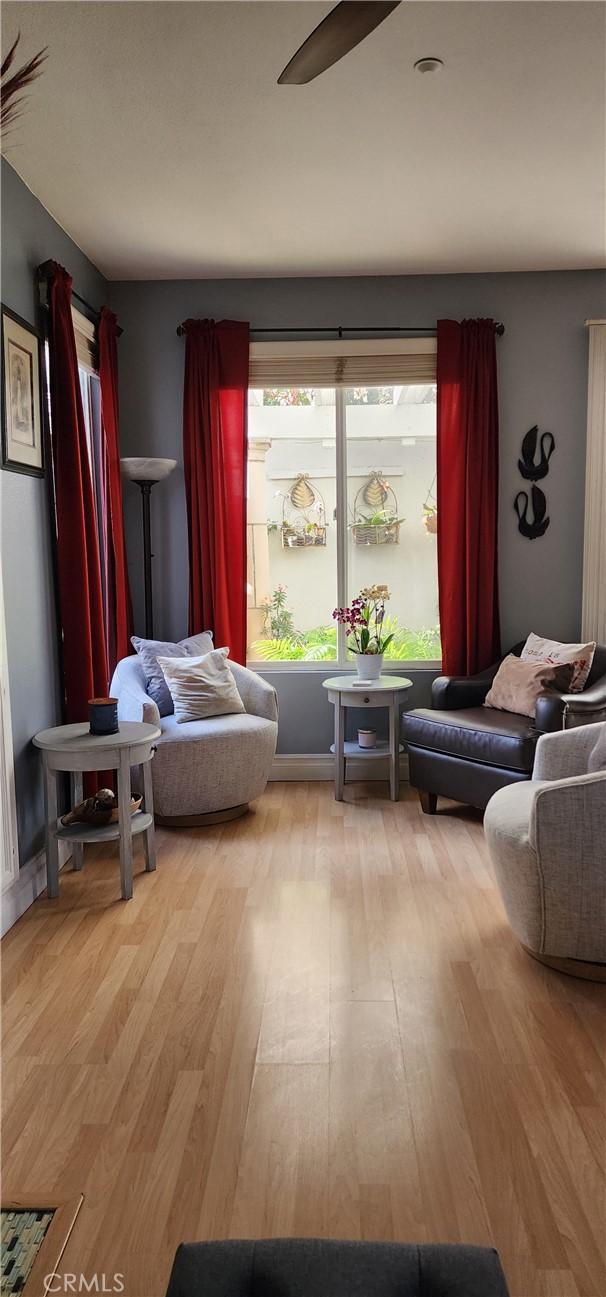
[166,1239,510,1296]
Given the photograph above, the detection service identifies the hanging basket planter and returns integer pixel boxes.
[281,522,327,548]
[281,474,327,549]
[352,519,400,546]
[423,475,438,535]
[351,472,403,546]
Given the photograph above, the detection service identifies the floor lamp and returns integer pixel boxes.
[121,457,177,638]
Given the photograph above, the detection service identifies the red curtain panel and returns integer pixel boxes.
[181,319,250,662]
[437,318,501,676]
[42,261,109,722]
[98,306,133,671]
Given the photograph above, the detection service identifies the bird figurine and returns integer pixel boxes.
[518,426,555,481]
[514,485,550,539]
[61,788,116,826]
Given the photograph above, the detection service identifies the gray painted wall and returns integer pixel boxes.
[109,268,605,752]
[2,154,604,793]
[1,159,107,862]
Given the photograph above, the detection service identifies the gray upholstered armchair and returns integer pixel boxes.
[110,654,278,825]
[485,722,606,979]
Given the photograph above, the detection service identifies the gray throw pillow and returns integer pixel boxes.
[131,631,214,715]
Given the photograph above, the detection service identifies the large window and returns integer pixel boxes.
[248,387,338,662]
[247,341,440,667]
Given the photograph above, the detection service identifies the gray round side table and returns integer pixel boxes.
[322,675,413,801]
[33,721,161,901]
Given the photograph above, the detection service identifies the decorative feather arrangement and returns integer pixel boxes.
[1,32,47,137]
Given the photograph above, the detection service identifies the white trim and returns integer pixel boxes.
[269,752,410,782]
[247,348,439,670]
[335,385,347,663]
[581,322,606,643]
[266,467,409,481]
[1,841,71,937]
[250,337,437,358]
[0,565,19,894]
[248,661,441,674]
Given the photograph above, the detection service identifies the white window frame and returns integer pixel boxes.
[0,563,19,891]
[246,338,441,673]
[582,320,606,643]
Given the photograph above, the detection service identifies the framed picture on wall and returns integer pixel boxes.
[1,305,44,477]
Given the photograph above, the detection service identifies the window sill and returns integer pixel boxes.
[247,660,442,674]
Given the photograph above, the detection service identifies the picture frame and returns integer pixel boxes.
[1,304,44,477]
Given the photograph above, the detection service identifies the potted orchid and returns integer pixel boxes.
[333,585,394,680]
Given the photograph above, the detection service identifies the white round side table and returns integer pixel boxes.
[322,675,413,801]
[33,721,161,901]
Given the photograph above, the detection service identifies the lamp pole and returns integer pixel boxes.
[136,479,155,637]
[120,458,177,639]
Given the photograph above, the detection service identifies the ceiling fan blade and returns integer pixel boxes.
[278,1,401,85]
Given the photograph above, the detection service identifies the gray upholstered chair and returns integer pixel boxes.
[110,654,278,825]
[484,722,606,980]
[165,1239,510,1296]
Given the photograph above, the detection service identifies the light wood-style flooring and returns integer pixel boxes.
[2,782,605,1297]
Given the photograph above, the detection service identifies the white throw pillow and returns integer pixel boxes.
[520,632,596,693]
[157,648,245,723]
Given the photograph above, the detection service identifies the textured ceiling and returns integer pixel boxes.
[2,1,605,279]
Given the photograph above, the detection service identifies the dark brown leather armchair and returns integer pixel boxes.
[402,642,606,813]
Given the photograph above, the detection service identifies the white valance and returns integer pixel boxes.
[249,337,436,389]
[71,305,98,373]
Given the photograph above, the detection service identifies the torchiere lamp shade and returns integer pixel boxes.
[120,457,177,482]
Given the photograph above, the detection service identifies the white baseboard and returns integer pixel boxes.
[270,753,410,782]
[1,841,72,937]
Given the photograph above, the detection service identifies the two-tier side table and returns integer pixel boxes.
[322,675,413,801]
[33,721,161,901]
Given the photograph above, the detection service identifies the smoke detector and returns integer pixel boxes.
[414,57,444,74]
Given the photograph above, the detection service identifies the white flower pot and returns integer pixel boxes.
[354,653,384,681]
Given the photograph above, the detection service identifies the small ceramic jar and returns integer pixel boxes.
[89,697,119,736]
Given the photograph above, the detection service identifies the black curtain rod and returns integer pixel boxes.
[71,288,99,318]
[38,274,124,337]
[176,322,505,337]
[70,288,124,336]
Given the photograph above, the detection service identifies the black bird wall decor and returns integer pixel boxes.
[518,425,555,480]
[514,485,550,539]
